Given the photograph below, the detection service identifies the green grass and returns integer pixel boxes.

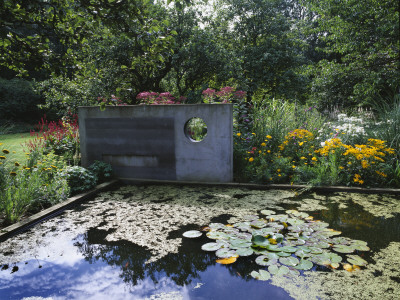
[0,133,34,163]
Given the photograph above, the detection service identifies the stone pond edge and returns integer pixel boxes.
[0,178,398,242]
[0,180,119,242]
[122,178,400,194]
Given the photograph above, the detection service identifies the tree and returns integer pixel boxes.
[0,0,177,80]
[304,0,399,108]
[214,0,307,99]
[162,1,233,98]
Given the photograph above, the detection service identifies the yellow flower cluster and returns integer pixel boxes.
[375,171,387,177]
[315,138,344,156]
[343,139,395,162]
[247,136,274,163]
[353,174,364,185]
[279,129,314,151]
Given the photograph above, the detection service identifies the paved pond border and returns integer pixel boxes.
[1,179,398,242]
[121,178,400,194]
[0,180,119,242]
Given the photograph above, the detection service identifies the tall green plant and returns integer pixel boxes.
[370,91,400,156]
[251,98,326,151]
[0,149,69,225]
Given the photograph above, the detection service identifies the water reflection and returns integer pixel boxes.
[72,227,292,299]
[0,226,293,299]
[282,195,400,252]
[1,189,399,299]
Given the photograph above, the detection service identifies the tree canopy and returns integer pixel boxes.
[0,0,398,111]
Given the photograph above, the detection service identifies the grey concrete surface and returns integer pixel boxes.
[78,104,233,182]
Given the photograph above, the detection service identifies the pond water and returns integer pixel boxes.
[0,184,399,300]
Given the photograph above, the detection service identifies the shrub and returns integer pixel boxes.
[136,91,183,105]
[35,76,97,118]
[234,97,326,182]
[25,113,80,165]
[0,148,69,225]
[61,166,97,195]
[88,160,113,184]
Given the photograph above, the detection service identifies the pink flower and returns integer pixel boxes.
[234,90,247,100]
[202,88,216,103]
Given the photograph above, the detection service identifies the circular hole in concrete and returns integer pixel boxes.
[184,117,207,142]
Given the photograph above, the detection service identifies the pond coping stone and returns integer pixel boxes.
[122,178,400,195]
[0,180,119,242]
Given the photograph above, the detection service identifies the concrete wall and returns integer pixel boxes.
[78,104,233,182]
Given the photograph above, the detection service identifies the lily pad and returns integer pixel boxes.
[320,228,342,237]
[206,231,228,240]
[295,250,311,259]
[280,246,297,253]
[230,239,252,249]
[236,247,254,256]
[332,245,355,254]
[350,241,370,251]
[183,230,202,238]
[330,262,340,269]
[279,256,299,267]
[308,247,323,254]
[343,263,361,272]
[287,218,305,226]
[252,248,270,255]
[209,223,226,230]
[251,220,267,229]
[311,252,342,266]
[286,267,301,278]
[294,259,313,270]
[216,248,237,258]
[233,222,251,231]
[201,242,223,251]
[252,235,270,248]
[265,244,280,252]
[250,269,271,281]
[295,212,310,219]
[347,255,368,266]
[331,237,352,245]
[276,251,292,257]
[293,239,306,245]
[268,264,289,276]
[253,227,276,236]
[255,255,278,266]
[261,209,276,215]
[297,245,311,252]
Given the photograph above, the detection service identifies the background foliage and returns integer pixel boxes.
[1,0,398,115]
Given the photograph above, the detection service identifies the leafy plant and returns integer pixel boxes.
[88,160,113,184]
[25,113,80,165]
[0,148,69,225]
[98,94,128,111]
[61,166,97,195]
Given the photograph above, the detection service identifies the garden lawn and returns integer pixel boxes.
[0,133,34,163]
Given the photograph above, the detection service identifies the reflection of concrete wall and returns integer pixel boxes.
[78,104,233,182]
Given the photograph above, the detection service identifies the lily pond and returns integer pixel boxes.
[0,184,399,300]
